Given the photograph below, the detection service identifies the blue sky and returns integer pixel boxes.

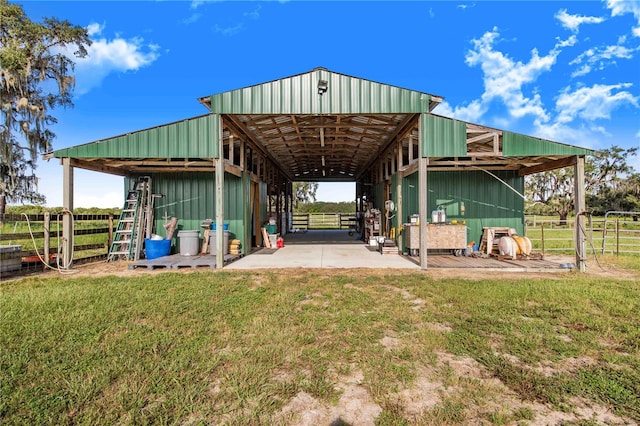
[17,0,640,208]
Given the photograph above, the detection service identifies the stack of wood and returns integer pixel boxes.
[229,239,242,255]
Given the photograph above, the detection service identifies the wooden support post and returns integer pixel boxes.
[419,157,428,270]
[108,214,114,252]
[408,134,414,163]
[397,167,403,251]
[44,212,51,267]
[240,139,245,171]
[418,113,429,270]
[616,219,620,256]
[215,115,225,269]
[62,157,73,268]
[574,155,586,272]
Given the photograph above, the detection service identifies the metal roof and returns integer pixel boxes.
[48,68,594,182]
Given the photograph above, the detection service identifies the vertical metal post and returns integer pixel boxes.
[574,155,586,272]
[541,223,545,257]
[62,157,74,267]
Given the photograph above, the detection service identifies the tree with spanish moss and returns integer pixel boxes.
[293,181,319,209]
[0,0,91,214]
[525,146,639,223]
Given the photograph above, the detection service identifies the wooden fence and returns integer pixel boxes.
[0,213,115,276]
[525,216,640,256]
[291,213,357,230]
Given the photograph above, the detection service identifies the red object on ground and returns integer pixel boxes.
[276,237,284,248]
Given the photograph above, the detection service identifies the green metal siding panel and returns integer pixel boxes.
[401,170,524,246]
[391,174,399,230]
[126,172,246,253]
[222,173,246,251]
[402,173,420,222]
[208,69,432,115]
[503,131,594,156]
[54,115,215,159]
[243,173,252,253]
[401,172,420,252]
[259,182,268,228]
[421,114,467,157]
[373,182,385,211]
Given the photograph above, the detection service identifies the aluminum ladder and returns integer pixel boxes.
[107,177,151,261]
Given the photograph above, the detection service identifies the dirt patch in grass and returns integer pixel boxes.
[4,258,638,425]
[276,370,382,426]
[22,253,636,283]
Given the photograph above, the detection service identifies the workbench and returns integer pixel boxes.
[404,224,468,256]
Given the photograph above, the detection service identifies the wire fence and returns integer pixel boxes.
[1,213,114,278]
[525,214,640,256]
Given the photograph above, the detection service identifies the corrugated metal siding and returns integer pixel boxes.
[503,131,594,156]
[421,114,467,157]
[243,173,252,252]
[208,69,432,115]
[54,115,216,159]
[259,182,268,228]
[391,174,399,231]
[401,170,524,246]
[126,172,247,253]
[373,181,385,212]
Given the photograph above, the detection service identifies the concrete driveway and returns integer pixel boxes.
[226,230,420,269]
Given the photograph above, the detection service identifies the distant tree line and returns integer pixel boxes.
[526,145,639,222]
[3,205,120,215]
[294,201,356,214]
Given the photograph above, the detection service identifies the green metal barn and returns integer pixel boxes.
[47,67,594,270]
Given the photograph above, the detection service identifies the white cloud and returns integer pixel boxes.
[214,24,244,37]
[555,83,638,123]
[556,35,578,48]
[606,0,640,37]
[569,40,638,77]
[435,28,577,125]
[457,3,475,11]
[555,9,605,33]
[460,27,573,123]
[182,13,202,25]
[533,82,639,148]
[67,23,161,95]
[86,22,105,37]
[244,5,261,20]
[434,99,487,123]
[532,121,602,149]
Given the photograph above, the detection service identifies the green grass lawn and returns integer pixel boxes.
[1,264,639,425]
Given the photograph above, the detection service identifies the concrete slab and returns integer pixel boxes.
[225,231,568,271]
[225,243,419,270]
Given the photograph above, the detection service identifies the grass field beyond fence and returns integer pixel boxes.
[1,263,639,425]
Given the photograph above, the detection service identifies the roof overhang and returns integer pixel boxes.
[45,68,594,183]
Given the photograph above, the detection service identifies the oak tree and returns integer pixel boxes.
[0,0,90,214]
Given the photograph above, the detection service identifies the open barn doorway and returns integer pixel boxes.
[288,182,359,243]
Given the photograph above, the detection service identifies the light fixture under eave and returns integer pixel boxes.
[317,79,328,95]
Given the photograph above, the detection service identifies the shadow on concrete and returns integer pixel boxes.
[283,230,365,245]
